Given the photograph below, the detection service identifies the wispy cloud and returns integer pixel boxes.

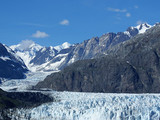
[134,5,139,9]
[107,7,127,13]
[32,30,49,38]
[60,19,69,26]
[126,13,131,17]
[136,20,145,25]
[107,7,131,18]
[18,40,35,50]
[20,23,47,27]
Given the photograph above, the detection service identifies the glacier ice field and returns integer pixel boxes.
[1,73,160,120]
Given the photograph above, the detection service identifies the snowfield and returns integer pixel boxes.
[1,73,160,120]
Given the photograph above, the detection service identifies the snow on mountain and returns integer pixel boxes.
[29,43,72,72]
[0,43,28,80]
[9,23,153,73]
[123,31,131,37]
[0,56,11,61]
[3,44,25,64]
[135,23,152,34]
[11,40,72,72]
[10,40,43,72]
[124,23,152,37]
[10,40,42,56]
[54,42,71,52]
[43,53,69,71]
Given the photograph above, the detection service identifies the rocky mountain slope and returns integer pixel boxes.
[50,23,152,70]
[30,43,72,72]
[11,23,151,72]
[0,43,28,80]
[65,23,151,62]
[35,23,160,93]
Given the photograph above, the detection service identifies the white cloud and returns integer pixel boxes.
[136,20,145,25]
[32,30,49,38]
[60,19,69,26]
[126,13,131,17]
[134,5,139,9]
[18,40,35,50]
[107,7,127,13]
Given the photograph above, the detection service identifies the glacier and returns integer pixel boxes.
[1,73,160,120]
[6,92,160,120]
[0,72,52,91]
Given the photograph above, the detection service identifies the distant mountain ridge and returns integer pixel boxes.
[9,23,152,73]
[10,40,43,71]
[11,40,71,72]
[0,23,153,82]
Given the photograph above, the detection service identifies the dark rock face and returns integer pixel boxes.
[35,24,160,93]
[106,24,160,93]
[127,27,139,36]
[0,43,28,79]
[0,89,53,109]
[35,57,142,93]
[0,88,53,120]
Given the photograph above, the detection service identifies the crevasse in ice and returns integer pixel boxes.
[9,92,160,120]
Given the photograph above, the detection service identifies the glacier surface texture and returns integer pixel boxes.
[8,92,160,120]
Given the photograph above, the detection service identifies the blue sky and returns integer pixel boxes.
[0,0,159,47]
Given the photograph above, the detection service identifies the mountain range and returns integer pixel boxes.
[9,23,152,73]
[0,23,155,90]
[35,23,160,93]
[10,41,71,72]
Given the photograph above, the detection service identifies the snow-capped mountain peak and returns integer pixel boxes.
[135,23,152,34]
[124,23,152,37]
[11,40,72,72]
[54,42,71,52]
[62,42,71,48]
[10,40,43,71]
[10,40,42,52]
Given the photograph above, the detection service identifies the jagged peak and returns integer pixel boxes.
[136,23,152,29]
[10,40,42,52]
[135,23,152,34]
[54,42,71,52]
[124,23,152,35]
